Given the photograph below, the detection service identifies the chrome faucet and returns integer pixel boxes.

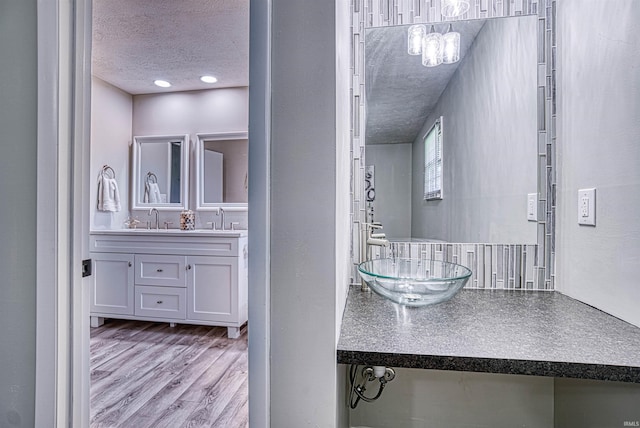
[148,208,159,230]
[219,208,226,230]
[360,221,389,291]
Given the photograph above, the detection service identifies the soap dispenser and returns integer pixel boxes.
[180,209,196,230]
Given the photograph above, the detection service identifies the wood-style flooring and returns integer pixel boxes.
[90,319,248,428]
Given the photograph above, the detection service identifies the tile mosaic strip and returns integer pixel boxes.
[349,0,556,290]
[372,242,546,290]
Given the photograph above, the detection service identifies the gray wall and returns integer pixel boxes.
[268,0,351,425]
[555,378,640,427]
[0,0,37,425]
[91,77,133,230]
[555,0,640,327]
[350,369,554,428]
[366,144,412,239]
[411,16,538,243]
[91,83,249,229]
[132,87,249,229]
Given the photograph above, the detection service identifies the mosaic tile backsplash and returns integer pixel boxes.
[371,241,548,290]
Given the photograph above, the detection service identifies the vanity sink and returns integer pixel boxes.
[358,258,472,307]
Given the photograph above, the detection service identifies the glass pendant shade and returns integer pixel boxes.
[407,24,426,55]
[441,0,470,18]
[422,28,443,67]
[442,26,460,64]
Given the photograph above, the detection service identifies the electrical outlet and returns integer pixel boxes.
[577,188,596,226]
[527,193,537,221]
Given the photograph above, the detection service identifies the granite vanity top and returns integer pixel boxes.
[337,288,640,382]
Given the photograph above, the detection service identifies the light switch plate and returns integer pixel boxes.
[527,193,537,221]
[578,188,596,226]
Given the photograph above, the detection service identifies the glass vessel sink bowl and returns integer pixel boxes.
[357,258,472,307]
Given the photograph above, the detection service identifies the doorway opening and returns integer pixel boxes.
[88,0,250,425]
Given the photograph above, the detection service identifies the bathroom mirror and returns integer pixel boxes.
[131,134,189,211]
[364,15,538,243]
[195,132,249,211]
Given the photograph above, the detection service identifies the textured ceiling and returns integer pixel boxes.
[92,0,249,95]
[365,20,486,145]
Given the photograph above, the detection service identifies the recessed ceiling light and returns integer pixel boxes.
[200,75,218,83]
[154,80,171,88]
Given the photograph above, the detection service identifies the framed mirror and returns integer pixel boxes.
[131,134,189,211]
[195,132,249,211]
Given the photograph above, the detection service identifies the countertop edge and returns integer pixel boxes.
[336,349,640,383]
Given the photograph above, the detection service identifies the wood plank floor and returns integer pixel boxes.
[90,319,248,428]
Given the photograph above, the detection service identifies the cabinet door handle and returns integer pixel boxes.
[157,300,163,304]
[128,262,132,267]
[187,264,192,270]
[156,268,163,272]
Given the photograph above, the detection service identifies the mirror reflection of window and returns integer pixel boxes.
[169,142,181,203]
[203,139,248,204]
[424,118,443,200]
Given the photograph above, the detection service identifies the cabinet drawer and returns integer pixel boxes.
[135,254,186,287]
[135,286,186,319]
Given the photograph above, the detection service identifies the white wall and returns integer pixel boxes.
[365,144,412,239]
[0,1,37,425]
[132,87,249,229]
[411,16,538,243]
[90,77,133,230]
[555,0,640,327]
[350,369,554,428]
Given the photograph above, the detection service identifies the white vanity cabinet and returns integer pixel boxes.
[90,230,248,338]
[91,253,134,316]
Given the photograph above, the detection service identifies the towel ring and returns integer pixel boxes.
[101,165,115,179]
[146,172,158,185]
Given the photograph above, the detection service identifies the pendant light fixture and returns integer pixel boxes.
[422,25,443,67]
[407,24,426,55]
[441,0,470,18]
[442,24,461,64]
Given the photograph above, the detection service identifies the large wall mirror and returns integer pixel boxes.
[364,15,538,243]
[195,132,249,211]
[131,134,189,211]
[351,0,555,289]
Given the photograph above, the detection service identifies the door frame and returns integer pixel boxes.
[35,0,92,426]
[36,0,273,426]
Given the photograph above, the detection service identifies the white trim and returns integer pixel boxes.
[35,0,61,424]
[248,0,271,426]
[70,0,93,425]
[36,0,92,426]
[195,131,249,212]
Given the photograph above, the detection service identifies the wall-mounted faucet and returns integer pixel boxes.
[148,208,159,230]
[360,221,389,291]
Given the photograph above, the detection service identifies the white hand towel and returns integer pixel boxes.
[148,182,162,204]
[98,176,121,212]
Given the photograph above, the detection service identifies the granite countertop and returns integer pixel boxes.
[337,288,640,382]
